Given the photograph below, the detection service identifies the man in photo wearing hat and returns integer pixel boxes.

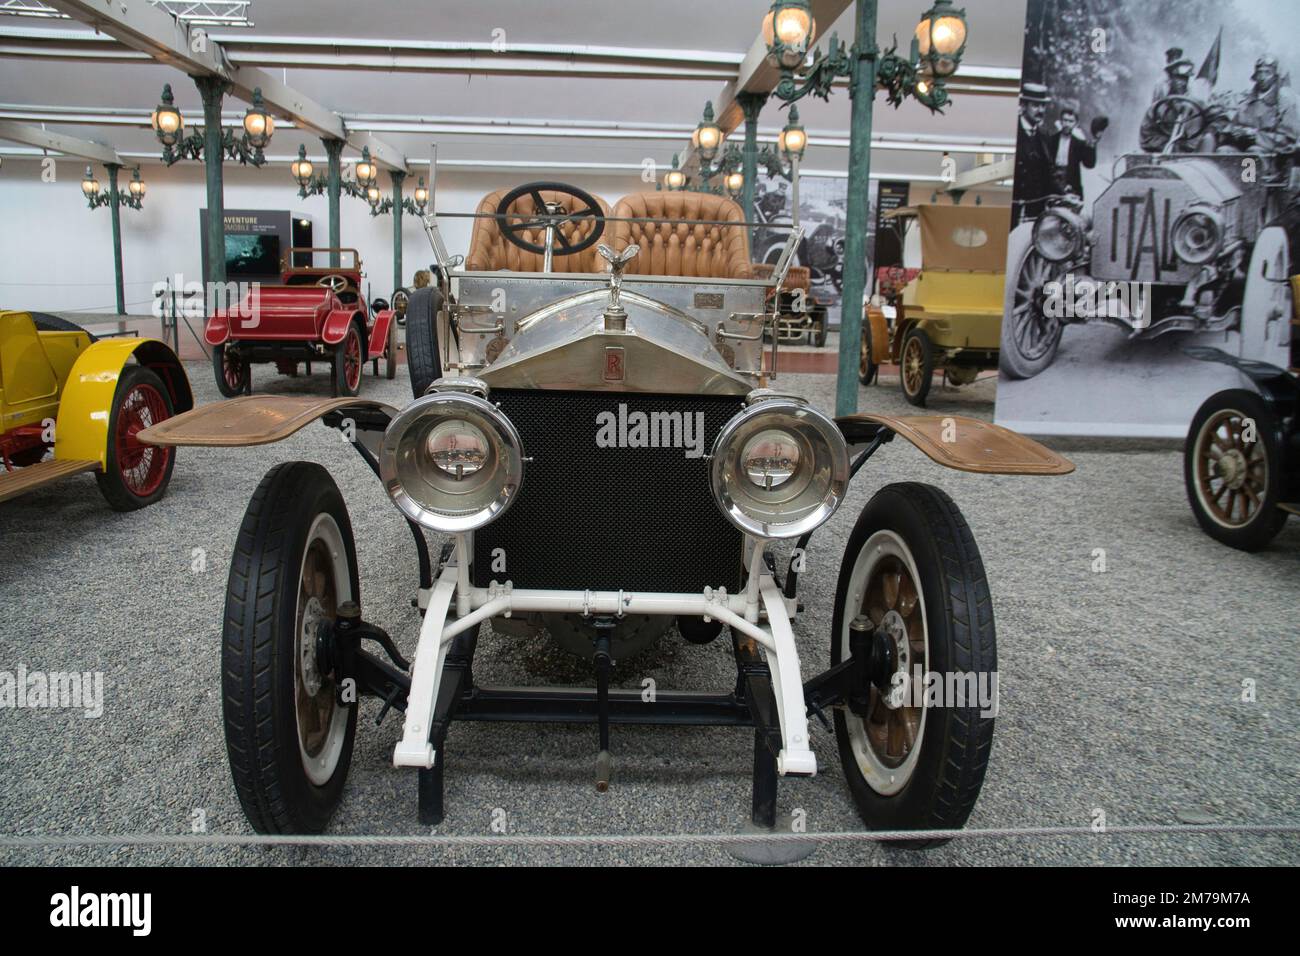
[1045,101,1108,199]
[1013,82,1054,226]
[1141,52,1202,152]
[1223,56,1298,153]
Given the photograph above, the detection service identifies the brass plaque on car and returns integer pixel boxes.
[693,292,725,309]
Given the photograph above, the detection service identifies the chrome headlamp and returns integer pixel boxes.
[710,395,849,539]
[379,389,524,533]
[1172,206,1224,265]
[1032,207,1087,262]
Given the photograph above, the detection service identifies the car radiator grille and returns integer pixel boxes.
[473,389,745,593]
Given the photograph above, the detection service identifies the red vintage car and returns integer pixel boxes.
[205,247,398,397]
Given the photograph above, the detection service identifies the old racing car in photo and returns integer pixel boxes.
[139,167,1073,846]
[0,310,189,511]
[205,247,398,398]
[1001,88,1298,381]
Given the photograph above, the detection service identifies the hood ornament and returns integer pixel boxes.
[597,243,639,330]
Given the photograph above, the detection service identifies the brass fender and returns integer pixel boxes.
[838,413,1074,476]
[54,338,193,470]
[138,394,394,448]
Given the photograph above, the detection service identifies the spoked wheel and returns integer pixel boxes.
[1184,389,1287,551]
[859,322,879,385]
[832,482,996,849]
[332,321,364,397]
[95,365,176,511]
[1000,231,1064,380]
[213,343,249,397]
[900,327,933,407]
[223,461,360,833]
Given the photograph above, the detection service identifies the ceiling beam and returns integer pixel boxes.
[39,0,408,169]
[944,157,1015,192]
[0,118,119,162]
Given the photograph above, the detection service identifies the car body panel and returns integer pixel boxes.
[838,412,1075,475]
[54,337,192,470]
[139,394,395,447]
[0,310,88,431]
[0,456,99,503]
[368,309,395,357]
[321,307,364,348]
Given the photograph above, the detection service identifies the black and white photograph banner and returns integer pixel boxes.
[995,0,1298,437]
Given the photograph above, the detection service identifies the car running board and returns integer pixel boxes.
[838,413,1075,476]
[138,395,396,447]
[0,458,98,503]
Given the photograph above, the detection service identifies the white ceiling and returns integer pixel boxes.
[0,0,1026,180]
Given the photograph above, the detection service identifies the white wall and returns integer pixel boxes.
[0,158,645,314]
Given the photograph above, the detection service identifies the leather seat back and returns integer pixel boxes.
[610,193,752,279]
[465,189,610,272]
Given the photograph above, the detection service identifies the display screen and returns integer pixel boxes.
[225,234,281,277]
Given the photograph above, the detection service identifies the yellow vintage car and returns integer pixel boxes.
[0,310,191,510]
[862,204,1009,406]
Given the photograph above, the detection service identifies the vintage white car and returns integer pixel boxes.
[140,171,1073,848]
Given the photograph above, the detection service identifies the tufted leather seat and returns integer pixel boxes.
[465,189,610,272]
[751,263,811,291]
[610,193,752,279]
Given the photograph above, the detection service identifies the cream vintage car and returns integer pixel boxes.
[140,167,1073,848]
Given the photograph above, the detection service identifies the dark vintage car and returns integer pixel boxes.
[204,247,398,397]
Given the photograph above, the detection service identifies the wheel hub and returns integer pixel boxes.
[879,609,911,709]
[1215,448,1247,489]
[300,596,327,697]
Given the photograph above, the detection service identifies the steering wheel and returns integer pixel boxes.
[317,274,349,294]
[1149,96,1209,148]
[495,181,605,256]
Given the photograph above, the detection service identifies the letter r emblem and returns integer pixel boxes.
[603,346,625,382]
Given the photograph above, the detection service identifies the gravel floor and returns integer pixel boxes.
[1,350,1297,867]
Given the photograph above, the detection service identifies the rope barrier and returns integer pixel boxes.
[1,823,1295,850]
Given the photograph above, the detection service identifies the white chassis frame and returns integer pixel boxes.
[393,534,817,777]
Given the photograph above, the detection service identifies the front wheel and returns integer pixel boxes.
[831,482,996,848]
[95,365,177,511]
[1000,228,1065,380]
[213,343,249,397]
[405,287,444,398]
[1184,389,1288,550]
[222,461,360,833]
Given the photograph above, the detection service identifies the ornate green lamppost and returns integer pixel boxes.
[756,107,808,227]
[761,0,968,415]
[82,164,145,315]
[366,172,428,294]
[291,143,380,268]
[152,82,275,303]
